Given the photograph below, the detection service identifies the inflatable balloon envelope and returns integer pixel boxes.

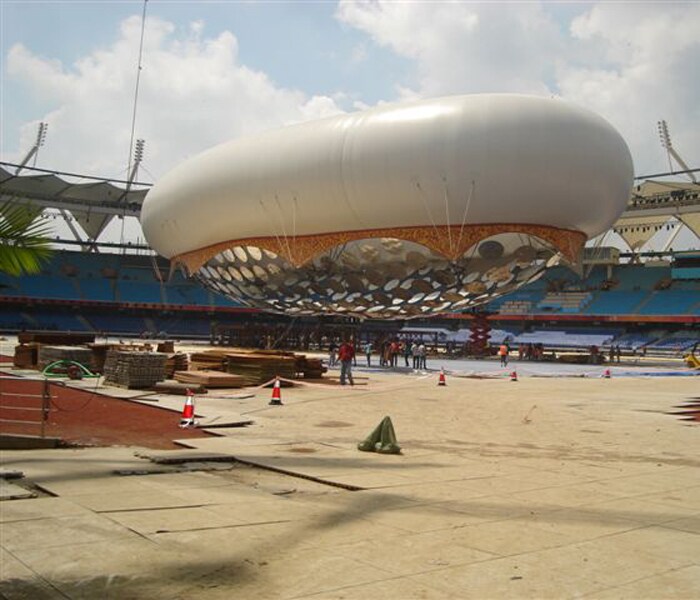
[142,94,633,319]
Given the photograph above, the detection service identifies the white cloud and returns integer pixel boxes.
[336,0,561,98]
[4,15,343,180]
[5,3,698,187]
[336,1,700,175]
[558,3,700,175]
[349,42,369,65]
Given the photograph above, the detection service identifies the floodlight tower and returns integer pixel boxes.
[657,120,697,184]
[15,122,48,175]
[125,139,145,195]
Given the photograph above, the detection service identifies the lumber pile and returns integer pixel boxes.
[189,351,228,371]
[153,380,207,395]
[187,348,326,385]
[103,351,167,388]
[174,370,245,388]
[295,355,326,379]
[224,353,297,386]
[86,343,153,374]
[89,344,111,373]
[13,344,38,369]
[38,346,94,370]
[157,341,175,353]
[164,353,189,378]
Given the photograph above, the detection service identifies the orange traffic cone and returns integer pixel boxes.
[179,389,198,428]
[603,368,611,379]
[438,368,447,386]
[269,376,283,406]
[510,370,518,382]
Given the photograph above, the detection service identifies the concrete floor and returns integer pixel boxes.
[1,364,699,599]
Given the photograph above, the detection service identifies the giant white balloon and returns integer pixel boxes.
[141,94,633,318]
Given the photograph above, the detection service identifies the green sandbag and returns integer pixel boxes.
[358,416,401,455]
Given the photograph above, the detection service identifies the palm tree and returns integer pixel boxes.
[0,202,53,276]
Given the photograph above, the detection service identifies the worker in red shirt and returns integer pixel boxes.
[338,340,355,386]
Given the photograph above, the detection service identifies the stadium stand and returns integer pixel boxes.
[611,331,663,350]
[511,330,617,348]
[639,290,699,315]
[648,332,698,352]
[77,279,116,302]
[1,251,698,348]
[84,314,148,335]
[0,273,20,296]
[28,311,90,332]
[0,253,241,308]
[537,291,593,313]
[583,291,649,315]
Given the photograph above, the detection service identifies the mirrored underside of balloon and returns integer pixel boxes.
[193,232,561,319]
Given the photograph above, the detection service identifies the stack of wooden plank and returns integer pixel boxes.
[88,343,136,373]
[157,341,175,353]
[189,351,228,371]
[38,346,94,370]
[89,344,111,374]
[174,370,245,388]
[13,344,38,369]
[103,351,167,388]
[187,348,325,385]
[295,355,326,379]
[164,353,189,378]
[153,380,207,395]
[224,353,297,386]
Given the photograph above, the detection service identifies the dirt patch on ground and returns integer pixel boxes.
[315,420,354,428]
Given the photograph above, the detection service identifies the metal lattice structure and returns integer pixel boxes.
[0,162,149,246]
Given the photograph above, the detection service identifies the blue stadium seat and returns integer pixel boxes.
[85,314,148,334]
[582,291,649,315]
[19,275,79,300]
[0,272,21,296]
[641,291,700,315]
[78,279,116,302]
[116,281,163,303]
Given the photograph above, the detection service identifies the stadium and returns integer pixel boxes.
[1,155,698,357]
[1,5,700,595]
[0,104,700,600]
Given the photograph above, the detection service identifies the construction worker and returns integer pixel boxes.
[498,343,509,367]
[338,340,355,386]
[364,341,373,367]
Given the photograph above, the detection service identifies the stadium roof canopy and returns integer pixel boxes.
[0,163,149,240]
[614,178,700,250]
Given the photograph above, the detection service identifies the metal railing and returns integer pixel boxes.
[0,377,63,438]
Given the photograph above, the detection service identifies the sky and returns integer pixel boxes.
[0,1,698,248]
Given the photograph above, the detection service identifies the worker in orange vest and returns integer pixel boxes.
[498,343,509,367]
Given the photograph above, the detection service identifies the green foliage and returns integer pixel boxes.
[0,202,53,276]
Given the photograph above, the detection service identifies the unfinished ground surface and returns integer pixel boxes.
[1,363,699,599]
[0,376,213,449]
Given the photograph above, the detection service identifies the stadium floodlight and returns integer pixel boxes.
[123,139,146,196]
[36,122,49,147]
[133,139,145,166]
[15,122,49,175]
[657,120,697,184]
[657,120,671,150]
